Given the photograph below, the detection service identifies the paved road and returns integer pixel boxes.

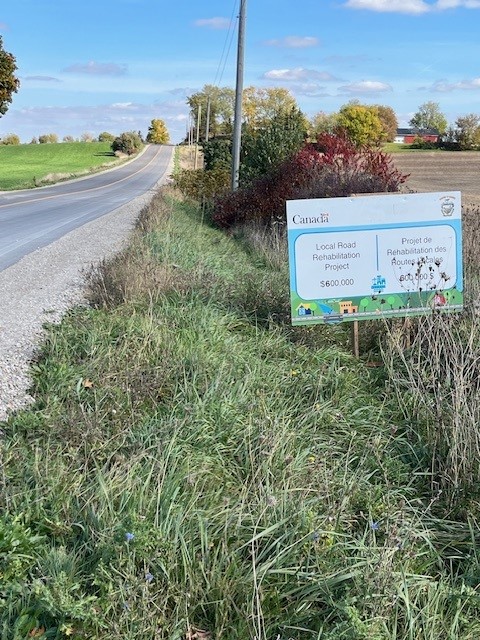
[0,144,174,272]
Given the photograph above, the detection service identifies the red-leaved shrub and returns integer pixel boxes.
[212,133,408,228]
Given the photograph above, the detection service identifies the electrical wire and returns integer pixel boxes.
[212,0,238,88]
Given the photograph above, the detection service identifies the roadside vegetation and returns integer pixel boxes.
[2,138,480,639]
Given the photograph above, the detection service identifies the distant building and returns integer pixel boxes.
[394,128,440,144]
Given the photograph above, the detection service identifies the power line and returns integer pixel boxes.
[213,0,238,88]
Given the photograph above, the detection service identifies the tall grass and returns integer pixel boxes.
[382,205,480,506]
[2,171,480,638]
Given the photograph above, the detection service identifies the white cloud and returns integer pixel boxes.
[431,77,480,91]
[194,17,231,29]
[344,0,480,11]
[344,0,430,13]
[111,102,138,109]
[264,36,319,48]
[436,0,480,7]
[263,67,337,81]
[23,76,62,83]
[338,80,393,94]
[63,61,128,76]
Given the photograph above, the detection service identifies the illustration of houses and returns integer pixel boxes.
[297,304,315,317]
[433,292,447,306]
[339,301,358,314]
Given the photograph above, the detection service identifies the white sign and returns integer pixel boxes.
[286,192,462,324]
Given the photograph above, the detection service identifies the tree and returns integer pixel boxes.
[454,114,480,150]
[63,135,75,143]
[0,133,20,145]
[240,106,308,184]
[242,87,298,130]
[146,119,170,144]
[98,131,115,143]
[310,111,339,137]
[0,36,19,117]
[373,105,398,142]
[111,131,143,155]
[409,101,448,134]
[187,84,235,140]
[38,133,59,144]
[336,103,384,147]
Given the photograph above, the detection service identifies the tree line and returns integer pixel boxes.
[187,84,480,151]
[0,122,170,151]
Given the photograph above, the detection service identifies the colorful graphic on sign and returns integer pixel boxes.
[286,192,463,325]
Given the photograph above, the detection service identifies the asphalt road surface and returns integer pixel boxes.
[0,144,174,272]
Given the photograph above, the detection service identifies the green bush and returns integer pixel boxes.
[201,138,232,170]
[240,107,307,185]
[98,131,115,143]
[172,167,230,202]
[111,131,143,156]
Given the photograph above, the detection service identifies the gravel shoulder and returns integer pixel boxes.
[0,164,173,422]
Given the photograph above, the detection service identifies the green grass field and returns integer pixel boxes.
[382,142,442,153]
[0,142,126,190]
[3,148,480,638]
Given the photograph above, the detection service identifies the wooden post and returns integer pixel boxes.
[194,104,201,170]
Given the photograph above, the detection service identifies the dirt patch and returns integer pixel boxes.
[392,151,480,209]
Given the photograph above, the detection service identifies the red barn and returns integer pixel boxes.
[395,128,440,144]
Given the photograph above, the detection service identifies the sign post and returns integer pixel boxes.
[287,192,462,330]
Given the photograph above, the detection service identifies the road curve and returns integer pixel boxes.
[0,144,174,272]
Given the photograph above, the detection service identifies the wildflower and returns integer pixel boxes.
[370,521,380,531]
[307,455,316,463]
[312,531,320,543]
[125,532,135,542]
[290,369,299,376]
[267,495,278,507]
[145,572,154,583]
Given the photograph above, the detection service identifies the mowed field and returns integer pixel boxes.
[392,151,480,208]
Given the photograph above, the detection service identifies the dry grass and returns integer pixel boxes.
[177,144,203,171]
[85,185,194,308]
[383,303,480,500]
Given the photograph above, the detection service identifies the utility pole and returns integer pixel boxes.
[194,103,201,170]
[231,0,247,191]
[205,96,211,143]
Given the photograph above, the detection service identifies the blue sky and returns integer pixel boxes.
[1,0,480,144]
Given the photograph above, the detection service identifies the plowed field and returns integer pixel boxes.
[392,151,480,209]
